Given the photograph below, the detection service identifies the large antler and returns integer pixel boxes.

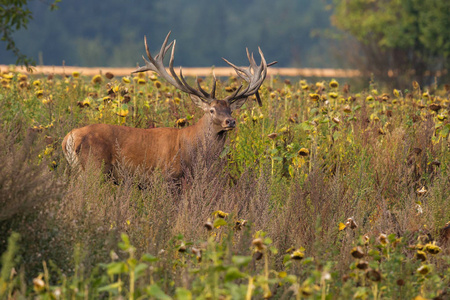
[132,31,217,104]
[223,49,277,106]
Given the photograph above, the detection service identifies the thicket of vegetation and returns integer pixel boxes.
[0,66,449,298]
[332,0,450,86]
[0,0,334,69]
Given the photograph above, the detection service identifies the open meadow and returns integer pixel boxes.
[0,68,449,299]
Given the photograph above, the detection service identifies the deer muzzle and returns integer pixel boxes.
[223,118,236,130]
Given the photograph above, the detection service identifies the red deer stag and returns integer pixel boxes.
[62,32,275,179]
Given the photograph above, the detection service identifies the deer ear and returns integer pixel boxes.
[190,95,210,111]
[230,97,247,111]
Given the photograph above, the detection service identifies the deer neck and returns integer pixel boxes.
[181,113,227,147]
[197,113,227,143]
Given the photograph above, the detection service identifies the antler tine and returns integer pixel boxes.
[168,40,190,90]
[133,32,215,103]
[211,72,217,99]
[224,47,270,105]
[195,72,217,99]
[222,57,249,79]
[178,68,212,101]
[157,31,171,60]
[246,48,258,73]
[227,84,244,100]
[144,35,156,66]
[196,77,211,98]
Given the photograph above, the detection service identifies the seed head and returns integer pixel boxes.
[252,238,265,251]
[378,234,388,245]
[18,74,27,81]
[366,269,381,281]
[415,250,427,261]
[351,246,364,258]
[343,105,352,113]
[176,118,187,127]
[234,219,247,231]
[192,247,202,262]
[309,93,320,101]
[213,210,229,218]
[329,79,339,88]
[298,148,309,157]
[268,132,278,140]
[356,260,369,270]
[417,265,430,275]
[328,92,338,99]
[424,242,441,255]
[290,249,305,260]
[204,219,213,231]
[393,89,400,97]
[345,217,358,229]
[396,279,405,286]
[178,243,187,253]
[416,186,427,196]
[105,72,114,79]
[33,274,45,292]
[91,75,103,84]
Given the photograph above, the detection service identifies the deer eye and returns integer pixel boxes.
[210,108,215,114]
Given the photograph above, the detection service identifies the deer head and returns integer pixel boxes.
[132,31,276,135]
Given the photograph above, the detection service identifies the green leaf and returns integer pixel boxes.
[231,255,252,267]
[127,258,138,268]
[387,233,397,242]
[98,281,123,293]
[263,237,273,245]
[225,267,247,282]
[440,124,450,137]
[220,145,230,158]
[296,121,313,131]
[288,164,294,177]
[175,288,192,300]
[269,246,278,255]
[142,253,159,263]
[134,263,148,278]
[106,262,127,276]
[213,218,227,228]
[146,284,172,300]
[119,233,131,250]
[284,275,297,284]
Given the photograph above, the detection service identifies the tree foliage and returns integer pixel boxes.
[332,0,450,86]
[0,0,60,68]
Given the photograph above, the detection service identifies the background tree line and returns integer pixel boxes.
[0,0,336,68]
[1,0,449,86]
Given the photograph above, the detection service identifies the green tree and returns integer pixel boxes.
[0,0,60,68]
[332,0,450,86]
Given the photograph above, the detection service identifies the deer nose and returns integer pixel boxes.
[225,118,236,128]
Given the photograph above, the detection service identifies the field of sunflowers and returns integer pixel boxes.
[0,67,449,299]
